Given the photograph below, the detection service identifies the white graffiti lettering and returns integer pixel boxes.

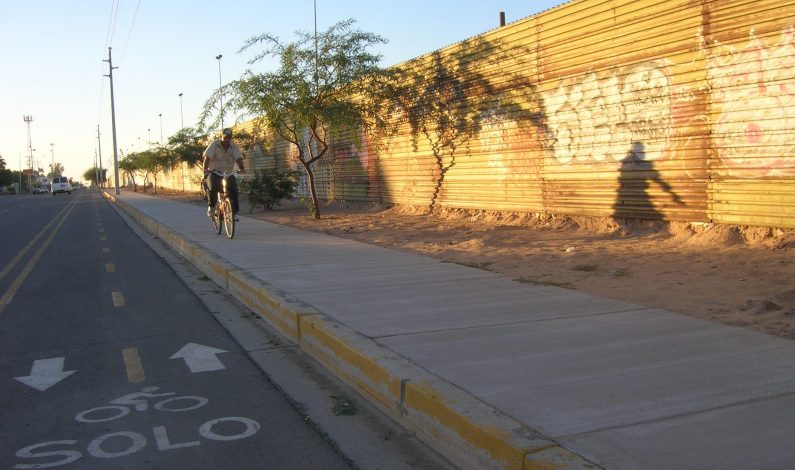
[542,61,672,164]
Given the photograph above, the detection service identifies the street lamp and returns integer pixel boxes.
[178,93,184,129]
[216,54,223,130]
[159,113,163,145]
[148,128,151,148]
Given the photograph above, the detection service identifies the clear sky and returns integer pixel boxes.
[0,1,563,182]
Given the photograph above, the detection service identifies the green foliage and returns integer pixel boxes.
[133,147,178,193]
[167,127,207,170]
[83,166,107,186]
[243,169,299,210]
[0,168,15,187]
[200,19,400,218]
[48,162,64,178]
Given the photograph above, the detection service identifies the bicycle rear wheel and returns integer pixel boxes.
[223,199,235,238]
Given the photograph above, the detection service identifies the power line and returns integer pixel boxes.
[118,0,143,67]
[105,0,120,47]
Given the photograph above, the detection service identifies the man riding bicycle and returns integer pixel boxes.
[203,128,245,217]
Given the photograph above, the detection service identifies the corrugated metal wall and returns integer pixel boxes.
[241,0,795,229]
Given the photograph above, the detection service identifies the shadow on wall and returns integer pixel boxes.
[400,36,547,212]
[613,141,682,224]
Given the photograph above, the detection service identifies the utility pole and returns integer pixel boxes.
[94,149,99,188]
[103,47,121,195]
[96,125,103,188]
[23,115,33,192]
[49,143,54,180]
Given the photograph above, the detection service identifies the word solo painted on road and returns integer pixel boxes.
[13,386,260,468]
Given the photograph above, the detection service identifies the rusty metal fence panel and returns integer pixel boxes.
[241,0,795,229]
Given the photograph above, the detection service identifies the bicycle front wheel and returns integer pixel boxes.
[211,206,222,235]
[223,199,235,239]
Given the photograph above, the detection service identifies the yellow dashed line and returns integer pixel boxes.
[122,348,146,383]
[105,263,116,273]
[112,291,125,307]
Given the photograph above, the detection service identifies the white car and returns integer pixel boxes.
[51,176,72,195]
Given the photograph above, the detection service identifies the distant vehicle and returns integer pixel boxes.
[33,187,48,194]
[51,176,72,195]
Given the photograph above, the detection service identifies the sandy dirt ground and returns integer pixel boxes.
[149,189,795,340]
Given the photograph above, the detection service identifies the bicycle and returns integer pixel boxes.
[75,386,208,423]
[206,170,244,239]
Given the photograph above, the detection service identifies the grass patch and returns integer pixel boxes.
[572,264,599,272]
[331,394,357,416]
[611,267,631,277]
[513,277,574,289]
[444,260,494,271]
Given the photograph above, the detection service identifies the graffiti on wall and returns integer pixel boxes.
[707,25,795,176]
[542,60,673,165]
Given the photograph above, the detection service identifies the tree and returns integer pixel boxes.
[202,19,398,218]
[119,153,142,191]
[167,127,207,171]
[83,166,107,187]
[137,147,178,193]
[0,154,6,170]
[48,162,64,178]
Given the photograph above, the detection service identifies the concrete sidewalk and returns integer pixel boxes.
[105,190,795,470]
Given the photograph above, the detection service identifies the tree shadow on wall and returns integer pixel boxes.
[613,141,682,230]
[399,36,547,213]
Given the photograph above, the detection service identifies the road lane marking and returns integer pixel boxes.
[0,197,79,315]
[102,247,110,254]
[100,236,107,241]
[112,291,125,307]
[122,348,146,383]
[14,357,77,391]
[105,263,116,273]
[0,198,74,284]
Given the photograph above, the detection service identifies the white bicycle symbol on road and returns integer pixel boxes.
[75,386,208,423]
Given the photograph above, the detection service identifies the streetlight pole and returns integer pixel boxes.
[148,128,151,148]
[159,113,163,145]
[216,54,223,130]
[49,143,54,179]
[23,115,33,192]
[178,93,184,129]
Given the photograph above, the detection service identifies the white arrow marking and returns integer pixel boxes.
[15,357,76,391]
[170,343,228,373]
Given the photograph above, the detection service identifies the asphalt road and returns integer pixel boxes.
[0,191,353,469]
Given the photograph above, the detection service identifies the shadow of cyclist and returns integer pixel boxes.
[613,141,682,229]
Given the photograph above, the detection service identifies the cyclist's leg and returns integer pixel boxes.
[208,173,221,210]
[227,175,240,214]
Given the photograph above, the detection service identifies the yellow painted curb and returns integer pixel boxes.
[105,191,598,470]
[227,270,320,343]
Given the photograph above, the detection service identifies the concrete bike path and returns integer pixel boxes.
[105,190,795,470]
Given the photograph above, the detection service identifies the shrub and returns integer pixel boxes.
[244,169,299,211]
